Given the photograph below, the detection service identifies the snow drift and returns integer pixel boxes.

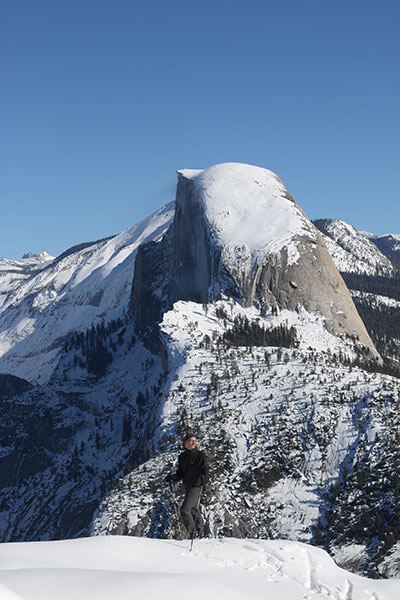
[0,536,399,600]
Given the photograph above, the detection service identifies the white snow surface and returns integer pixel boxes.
[178,163,313,266]
[0,536,399,600]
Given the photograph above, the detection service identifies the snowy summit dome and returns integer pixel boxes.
[177,163,311,265]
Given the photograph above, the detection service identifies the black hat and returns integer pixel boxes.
[183,432,197,442]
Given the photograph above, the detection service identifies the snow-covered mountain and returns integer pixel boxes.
[132,163,379,359]
[0,203,174,383]
[369,233,400,267]
[1,162,399,580]
[92,297,400,577]
[313,219,396,276]
[0,202,174,541]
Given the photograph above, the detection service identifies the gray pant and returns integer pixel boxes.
[180,487,204,538]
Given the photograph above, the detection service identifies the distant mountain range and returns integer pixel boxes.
[1,163,399,578]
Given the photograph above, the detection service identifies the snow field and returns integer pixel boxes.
[0,536,399,600]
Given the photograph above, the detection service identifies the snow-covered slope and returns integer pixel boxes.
[313,219,395,276]
[93,298,400,577]
[0,251,54,308]
[0,203,174,383]
[0,536,399,600]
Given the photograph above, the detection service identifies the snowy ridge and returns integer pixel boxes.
[369,233,400,248]
[0,252,55,307]
[0,250,54,274]
[0,202,174,383]
[1,536,399,600]
[313,219,395,276]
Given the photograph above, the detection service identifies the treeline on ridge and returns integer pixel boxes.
[221,314,298,348]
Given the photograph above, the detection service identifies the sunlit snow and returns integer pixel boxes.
[0,536,399,600]
[179,163,313,267]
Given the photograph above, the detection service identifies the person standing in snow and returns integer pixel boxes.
[166,432,208,538]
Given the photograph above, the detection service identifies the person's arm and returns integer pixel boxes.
[175,454,184,482]
[199,452,208,488]
[165,455,183,483]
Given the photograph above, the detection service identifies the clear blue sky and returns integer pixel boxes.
[1,0,399,259]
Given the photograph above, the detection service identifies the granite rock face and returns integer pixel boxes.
[132,163,379,361]
[247,229,378,351]
[130,232,172,353]
[170,172,217,303]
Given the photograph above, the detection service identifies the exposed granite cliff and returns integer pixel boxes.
[131,163,380,361]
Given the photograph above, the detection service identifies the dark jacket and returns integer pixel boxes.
[176,448,208,490]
